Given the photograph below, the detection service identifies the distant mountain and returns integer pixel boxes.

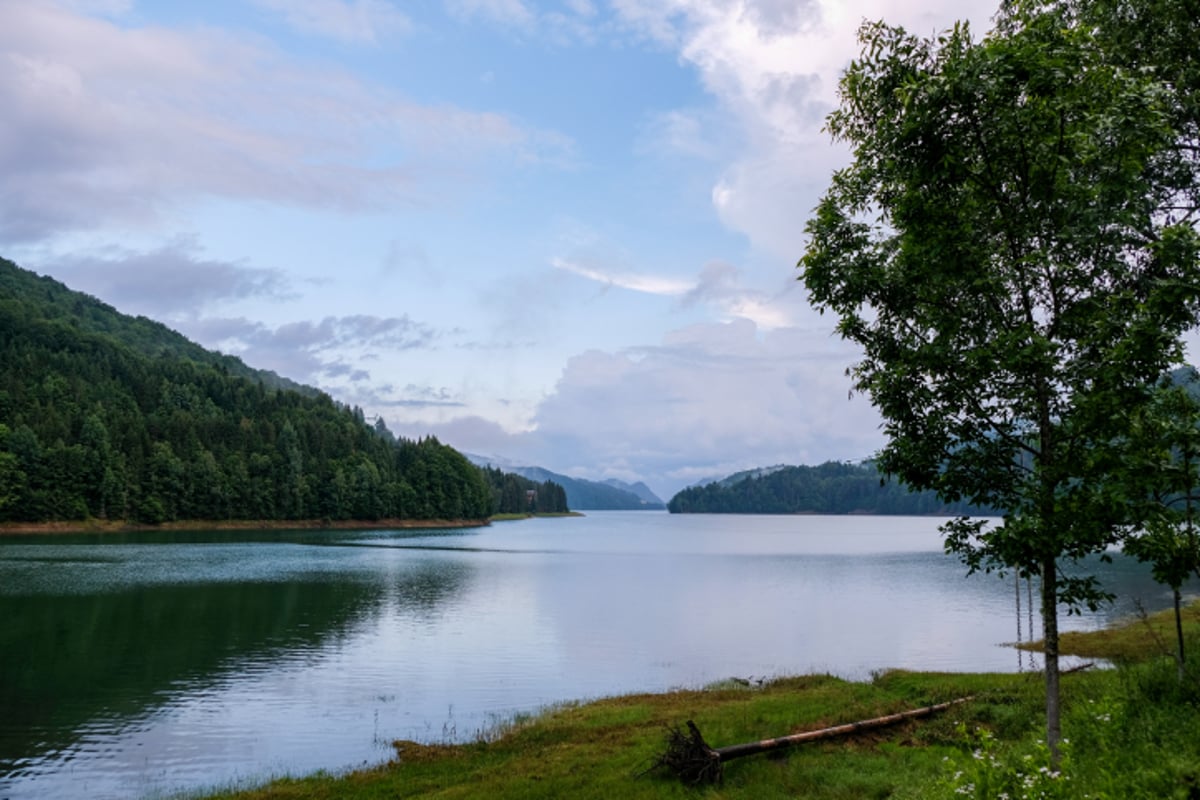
[601,478,664,507]
[465,455,665,510]
[668,460,992,515]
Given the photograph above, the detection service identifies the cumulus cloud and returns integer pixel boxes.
[253,0,412,43]
[410,318,881,498]
[611,0,998,259]
[0,1,571,242]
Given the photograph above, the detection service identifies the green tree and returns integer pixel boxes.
[1039,0,1200,216]
[146,441,186,522]
[275,420,304,519]
[79,413,114,517]
[0,424,25,516]
[800,8,1200,759]
[1122,376,1200,680]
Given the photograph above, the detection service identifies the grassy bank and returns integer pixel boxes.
[199,605,1200,800]
[1023,597,1200,662]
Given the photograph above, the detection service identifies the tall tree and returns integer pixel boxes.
[800,7,1200,760]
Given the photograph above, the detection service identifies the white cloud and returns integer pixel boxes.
[611,0,998,260]
[253,0,412,43]
[0,2,570,242]
[553,256,799,329]
[551,257,693,296]
[410,318,881,498]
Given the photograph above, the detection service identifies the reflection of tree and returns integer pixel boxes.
[0,557,471,772]
[389,560,473,616]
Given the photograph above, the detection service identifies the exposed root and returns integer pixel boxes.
[644,720,723,785]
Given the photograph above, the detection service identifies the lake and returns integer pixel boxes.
[0,512,1184,799]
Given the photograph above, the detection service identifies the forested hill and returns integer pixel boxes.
[0,257,317,397]
[0,256,502,524]
[667,461,992,515]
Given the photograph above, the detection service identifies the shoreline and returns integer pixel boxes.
[198,601,1199,799]
[0,517,492,536]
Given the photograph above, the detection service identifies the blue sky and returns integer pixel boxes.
[1,0,998,498]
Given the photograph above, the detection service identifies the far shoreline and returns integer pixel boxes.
[0,512,591,537]
[0,517,493,537]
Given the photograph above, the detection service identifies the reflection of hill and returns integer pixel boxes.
[0,559,471,773]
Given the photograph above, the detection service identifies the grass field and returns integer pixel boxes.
[200,601,1200,800]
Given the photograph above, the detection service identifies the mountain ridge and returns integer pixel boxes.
[465,454,665,510]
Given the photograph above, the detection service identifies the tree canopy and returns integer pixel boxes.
[800,3,1200,758]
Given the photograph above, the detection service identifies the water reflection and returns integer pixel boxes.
[1013,575,1038,672]
[0,534,473,797]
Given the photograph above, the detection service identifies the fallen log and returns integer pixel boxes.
[651,695,974,785]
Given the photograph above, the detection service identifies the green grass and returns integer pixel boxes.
[199,613,1200,800]
[1020,597,1200,661]
[200,672,1043,800]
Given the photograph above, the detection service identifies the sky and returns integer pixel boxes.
[1,0,1001,500]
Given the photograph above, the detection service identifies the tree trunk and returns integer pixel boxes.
[1041,555,1061,766]
[652,697,973,785]
[1175,586,1186,682]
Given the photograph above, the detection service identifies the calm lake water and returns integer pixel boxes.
[0,512,1186,799]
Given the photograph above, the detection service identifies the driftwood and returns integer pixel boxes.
[650,696,975,785]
